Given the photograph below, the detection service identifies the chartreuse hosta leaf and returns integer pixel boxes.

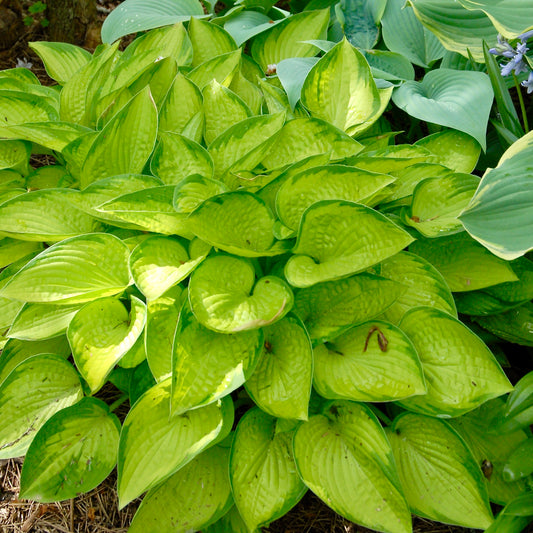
[202,81,252,145]
[251,9,329,70]
[189,255,293,333]
[230,410,306,531]
[0,238,41,269]
[0,354,83,459]
[314,321,426,402]
[485,257,533,304]
[398,307,512,417]
[8,303,82,341]
[262,117,363,170]
[285,201,414,288]
[294,401,411,533]
[245,315,312,420]
[410,233,518,292]
[409,0,500,62]
[159,73,203,135]
[449,399,530,505]
[117,378,230,507]
[0,140,30,174]
[98,186,192,237]
[0,233,132,304]
[173,175,228,213]
[68,296,146,392]
[0,189,102,242]
[0,68,40,85]
[19,397,120,502]
[378,252,457,325]
[150,132,214,184]
[129,444,232,533]
[0,90,59,127]
[80,87,157,188]
[208,112,285,185]
[188,49,242,90]
[0,336,70,387]
[146,285,185,382]
[402,173,479,238]
[189,17,237,67]
[294,273,405,342]
[276,165,395,231]
[392,69,493,150]
[415,130,480,173]
[171,302,263,414]
[28,42,91,85]
[188,191,289,257]
[460,130,533,260]
[130,235,206,301]
[301,39,382,135]
[205,505,249,533]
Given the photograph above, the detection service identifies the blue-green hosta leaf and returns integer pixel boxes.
[159,73,203,134]
[0,140,30,174]
[408,0,498,62]
[251,9,330,71]
[171,302,263,414]
[223,10,277,47]
[410,233,519,292]
[403,173,479,238]
[285,201,414,288]
[293,401,411,533]
[0,336,71,387]
[129,445,232,533]
[414,130,480,173]
[339,0,385,49]
[449,399,530,505]
[262,117,362,170]
[301,39,382,135]
[230,410,306,531]
[363,50,415,82]
[460,130,533,260]
[0,90,59,127]
[188,191,287,257]
[202,81,252,144]
[68,296,147,393]
[28,42,91,85]
[0,233,132,304]
[117,378,228,507]
[173,175,228,213]
[130,236,205,301]
[80,87,157,188]
[276,57,319,111]
[387,412,494,529]
[398,307,512,417]
[314,321,426,402]
[392,69,493,150]
[19,397,120,502]
[8,303,82,341]
[189,17,237,67]
[150,132,214,185]
[208,112,285,185]
[294,273,405,342]
[381,0,445,67]
[276,164,394,231]
[378,251,457,324]
[146,285,185,382]
[187,49,242,90]
[101,0,205,43]
[189,255,293,333]
[0,189,101,242]
[245,315,313,420]
[98,186,192,237]
[0,354,83,459]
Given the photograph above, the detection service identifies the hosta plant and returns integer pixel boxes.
[0,12,531,533]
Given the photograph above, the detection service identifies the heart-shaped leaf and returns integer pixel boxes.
[0,354,83,459]
[398,307,513,417]
[392,69,493,150]
[173,175,228,213]
[387,412,494,529]
[189,255,293,333]
[230,410,306,531]
[188,49,242,90]
[285,201,414,288]
[19,397,120,502]
[171,302,263,414]
[293,400,411,533]
[245,314,313,420]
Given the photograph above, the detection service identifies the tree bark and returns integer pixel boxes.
[46,0,100,48]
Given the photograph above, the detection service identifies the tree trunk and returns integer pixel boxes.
[46,0,100,48]
[0,0,23,51]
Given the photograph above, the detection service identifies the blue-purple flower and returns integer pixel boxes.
[522,71,533,94]
[490,33,531,77]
